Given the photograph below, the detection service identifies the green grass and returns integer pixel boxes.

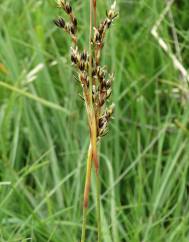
[0,0,189,241]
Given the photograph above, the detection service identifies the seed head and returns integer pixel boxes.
[96,66,106,82]
[56,0,77,40]
[71,47,80,64]
[94,28,101,44]
[106,1,118,21]
[79,62,85,71]
[70,24,75,35]
[53,18,65,28]
[79,73,89,87]
[98,104,115,137]
[54,2,117,140]
[81,50,88,62]
[58,0,72,14]
[72,16,77,28]
[65,2,72,14]
[71,53,78,65]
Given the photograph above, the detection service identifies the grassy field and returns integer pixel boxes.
[0,0,189,241]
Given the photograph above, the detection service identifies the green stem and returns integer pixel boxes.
[89,0,101,241]
[96,169,101,242]
[81,143,93,242]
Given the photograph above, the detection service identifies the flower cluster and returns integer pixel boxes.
[53,0,77,43]
[54,1,118,138]
[70,47,115,138]
[93,1,118,64]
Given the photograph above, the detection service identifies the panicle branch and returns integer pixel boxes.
[54,0,77,43]
[93,1,118,64]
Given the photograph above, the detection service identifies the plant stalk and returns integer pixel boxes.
[93,0,97,27]
[81,143,93,242]
[90,0,102,241]
[95,165,101,242]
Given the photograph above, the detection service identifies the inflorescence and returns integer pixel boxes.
[54,0,118,139]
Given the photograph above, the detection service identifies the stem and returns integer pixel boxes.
[89,0,98,180]
[93,0,97,27]
[96,168,101,242]
[89,0,93,103]
[93,0,98,64]
[81,143,93,242]
[90,1,101,241]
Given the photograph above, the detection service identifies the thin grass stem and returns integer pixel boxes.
[89,0,102,240]
[81,143,93,242]
[96,168,102,242]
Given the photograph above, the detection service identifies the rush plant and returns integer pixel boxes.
[54,1,118,241]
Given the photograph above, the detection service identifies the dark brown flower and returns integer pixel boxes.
[53,18,65,28]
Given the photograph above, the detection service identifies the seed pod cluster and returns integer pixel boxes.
[70,46,115,137]
[95,67,114,137]
[54,0,77,43]
[98,103,115,136]
[93,2,117,137]
[54,1,118,138]
[93,1,118,64]
[70,2,117,138]
[71,47,90,87]
[94,5,118,44]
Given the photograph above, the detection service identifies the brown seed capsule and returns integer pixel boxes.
[97,68,106,82]
[96,32,101,42]
[99,117,105,128]
[71,47,80,64]
[79,62,85,71]
[101,79,107,88]
[70,24,75,35]
[79,73,85,84]
[53,18,65,28]
[98,23,105,35]
[80,73,89,87]
[98,69,106,83]
[65,2,72,14]
[94,28,101,44]
[72,16,77,28]
[81,51,87,62]
[106,19,112,28]
[71,54,78,64]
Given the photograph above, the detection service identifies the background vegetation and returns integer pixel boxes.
[0,0,189,241]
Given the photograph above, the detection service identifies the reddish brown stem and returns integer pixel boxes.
[93,0,97,27]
